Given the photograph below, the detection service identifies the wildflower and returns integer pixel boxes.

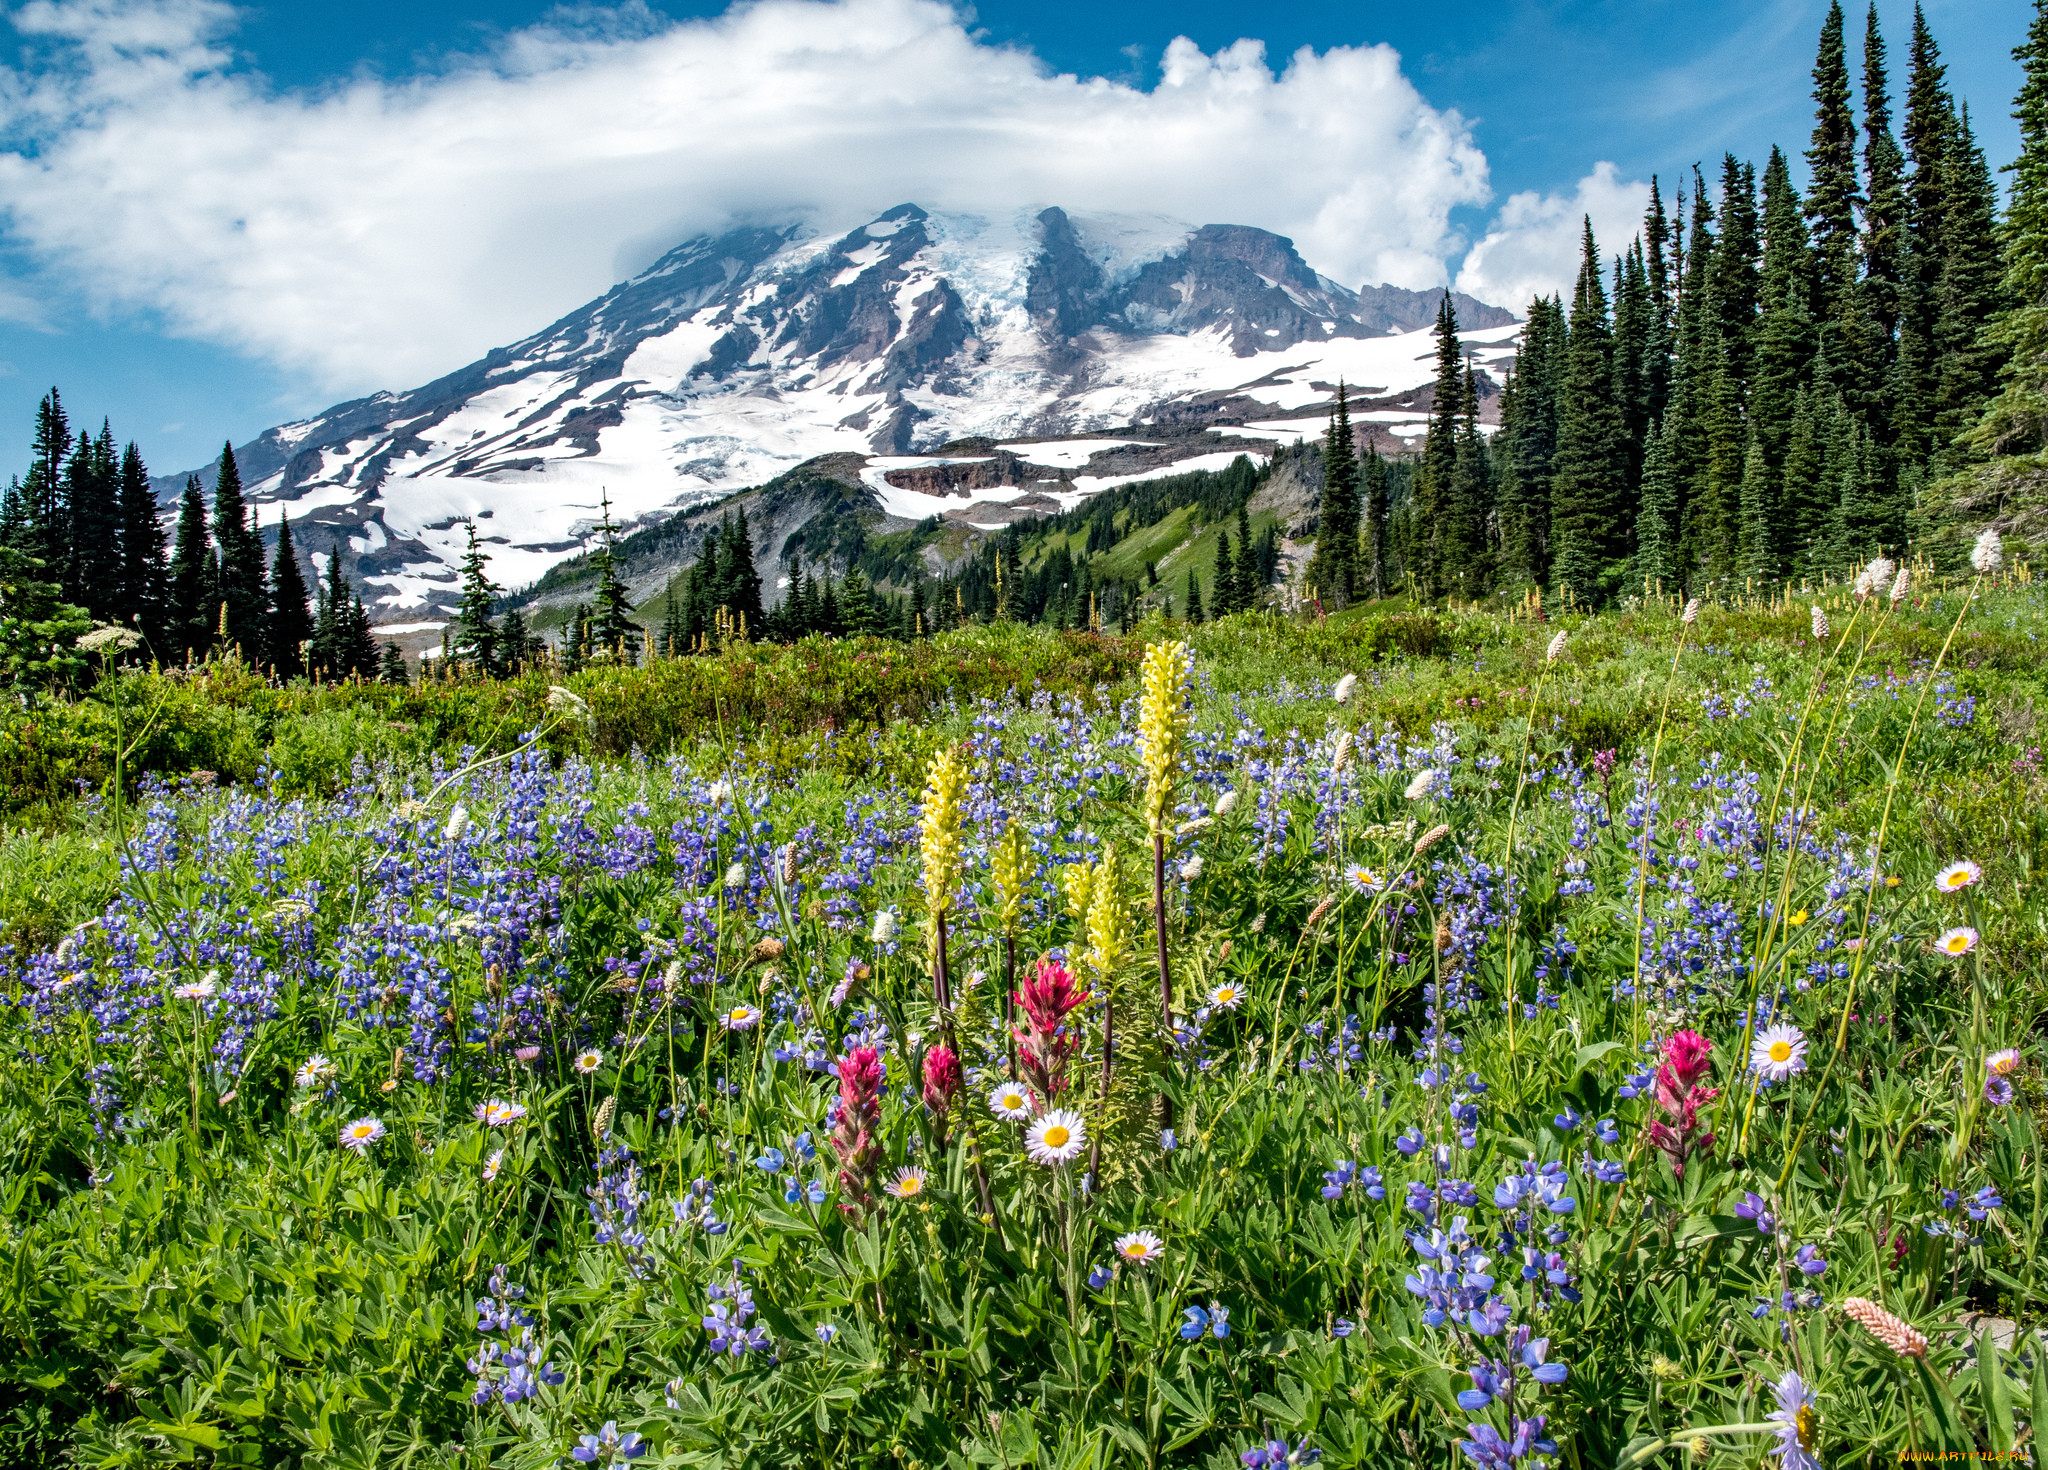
[1113,1229,1166,1266]
[1984,1074,2015,1105]
[1240,1439,1321,1468]
[1935,859,1982,893]
[1890,565,1911,603]
[1179,1302,1230,1339]
[828,1047,886,1219]
[1750,1024,1809,1083]
[884,1167,929,1199]
[569,1420,646,1464]
[1026,1109,1087,1166]
[1215,789,1239,816]
[815,1323,838,1343]
[1545,629,1568,663]
[1160,1128,1177,1151]
[1787,908,1808,926]
[174,975,218,1002]
[1987,1048,2021,1076]
[1457,1419,1554,1468]
[921,1046,962,1122]
[1344,864,1383,893]
[1331,731,1354,776]
[77,624,143,654]
[1936,927,1979,956]
[1965,1184,2003,1218]
[989,1084,1033,1120]
[1733,1192,1778,1236]
[722,1004,763,1030]
[1553,1106,1581,1132]
[1138,641,1194,838]
[573,1049,603,1074]
[1645,1030,1719,1180]
[294,1054,336,1087]
[1972,527,2004,573]
[1209,980,1245,1010]
[474,1099,528,1127]
[1333,672,1357,703]
[1414,823,1451,857]
[514,1045,541,1064]
[1853,557,1896,598]
[1594,1117,1619,1144]
[1405,768,1436,800]
[722,862,745,888]
[1792,1243,1827,1276]
[482,1149,504,1182]
[1682,598,1701,624]
[1086,1264,1113,1290]
[1765,1369,1820,1470]
[870,909,898,943]
[339,1117,386,1153]
[1013,959,1090,1104]
[1842,1297,1928,1359]
[754,1148,785,1171]
[1332,1318,1355,1338]
[444,805,470,842]
[1809,606,1829,641]
[1179,855,1204,881]
[545,684,592,721]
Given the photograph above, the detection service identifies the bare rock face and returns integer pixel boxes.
[166,203,1520,622]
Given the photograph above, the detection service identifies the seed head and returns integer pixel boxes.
[1331,732,1354,776]
[1545,630,1569,663]
[1414,823,1451,857]
[593,1095,617,1141]
[1681,598,1701,625]
[1890,566,1911,605]
[1810,605,1830,641]
[1972,527,2004,573]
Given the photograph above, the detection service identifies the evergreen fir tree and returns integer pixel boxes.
[1411,299,1467,598]
[1806,1,1866,356]
[311,541,348,678]
[1184,567,1204,624]
[1932,103,2006,444]
[452,520,501,676]
[1642,179,1676,425]
[1633,416,1681,592]
[658,585,686,656]
[910,575,929,637]
[378,640,409,684]
[21,389,69,566]
[1212,530,1238,616]
[1737,433,1778,582]
[724,508,763,629]
[1309,384,1360,606]
[1896,4,1958,461]
[116,442,169,647]
[1782,392,1830,571]
[63,427,121,618]
[0,477,26,549]
[587,492,641,662]
[167,476,213,658]
[500,605,533,671]
[1549,221,1630,604]
[266,511,314,679]
[840,568,877,637]
[1447,365,1493,594]
[1862,3,1909,364]
[340,591,377,679]
[1236,501,1258,607]
[1361,447,1390,598]
[210,443,267,659]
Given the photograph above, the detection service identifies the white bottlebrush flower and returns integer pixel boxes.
[1809,606,1830,641]
[1404,768,1436,801]
[1681,598,1702,625]
[870,909,899,943]
[339,1117,387,1153]
[1890,565,1911,604]
[1179,856,1204,882]
[1972,527,2004,573]
[1332,673,1358,704]
[1331,731,1354,775]
[722,862,745,889]
[1854,557,1896,598]
[443,805,470,842]
[1213,789,1239,817]
[1750,1024,1809,1082]
[1545,630,1568,663]
[1025,1109,1087,1166]
[1113,1230,1167,1266]
[988,1084,1035,1121]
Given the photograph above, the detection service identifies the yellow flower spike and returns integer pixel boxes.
[1061,861,1095,925]
[991,819,1028,939]
[918,745,969,924]
[1138,641,1194,838]
[1085,845,1129,981]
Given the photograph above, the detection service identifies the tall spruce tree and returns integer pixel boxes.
[1933,103,2007,443]
[210,443,267,658]
[1862,3,1909,368]
[266,511,314,679]
[1633,416,1681,592]
[167,476,213,658]
[21,389,68,566]
[1309,385,1360,606]
[1412,299,1467,598]
[116,442,169,646]
[1361,445,1390,597]
[1807,0,1867,387]
[452,520,501,676]
[63,427,121,618]
[1549,221,1630,604]
[587,492,641,662]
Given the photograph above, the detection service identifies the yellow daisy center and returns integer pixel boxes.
[1945,873,1965,888]
[899,1176,922,1194]
[1769,1041,1793,1063]
[1002,1093,1023,1109]
[1123,1242,1147,1257]
[1794,1404,1818,1449]
[1043,1126,1070,1149]
[1218,988,1236,1003]
[731,1009,749,1021]
[1947,936,1969,952]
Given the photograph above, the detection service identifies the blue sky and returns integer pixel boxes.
[0,0,2034,477]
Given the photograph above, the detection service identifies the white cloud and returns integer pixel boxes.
[0,0,1490,395]
[1454,162,1650,311]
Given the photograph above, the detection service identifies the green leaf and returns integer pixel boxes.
[1977,1327,2014,1451]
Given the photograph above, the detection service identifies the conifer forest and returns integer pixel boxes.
[2,5,2048,1470]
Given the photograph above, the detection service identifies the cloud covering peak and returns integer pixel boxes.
[0,0,1498,394]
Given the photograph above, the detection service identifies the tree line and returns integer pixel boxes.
[1311,0,2045,607]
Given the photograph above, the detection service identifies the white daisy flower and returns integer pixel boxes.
[989,1085,1034,1121]
[174,975,219,1002]
[1208,981,1245,1011]
[883,1167,929,1199]
[1025,1109,1087,1166]
[293,1054,336,1087]
[722,1004,763,1031]
[1936,927,1979,957]
[1344,864,1383,894]
[482,1150,505,1182]
[1114,1229,1166,1266]
[1934,860,1982,893]
[1750,1024,1809,1082]
[573,1049,603,1074]
[339,1117,386,1153]
[1986,1049,2021,1077]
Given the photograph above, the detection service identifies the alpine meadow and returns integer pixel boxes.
[6,2,2048,1469]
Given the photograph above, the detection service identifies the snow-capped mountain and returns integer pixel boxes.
[175,204,1519,620]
